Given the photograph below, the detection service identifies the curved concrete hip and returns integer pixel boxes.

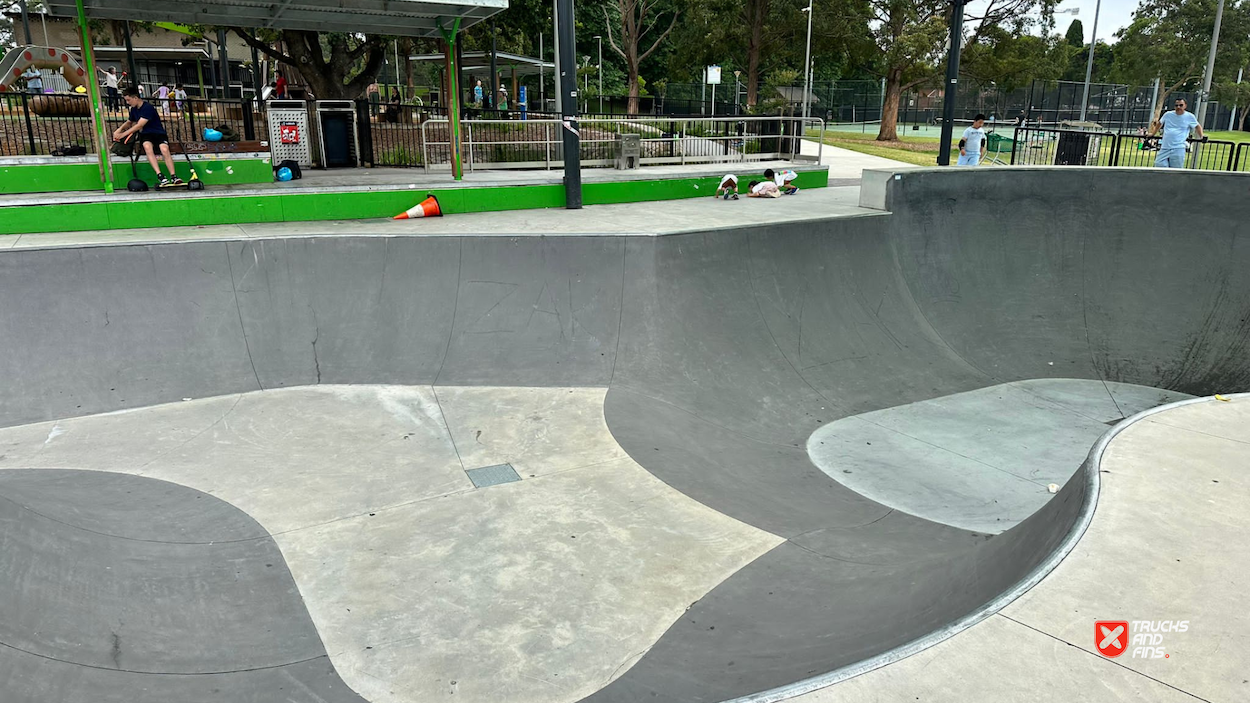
[1,167,1248,702]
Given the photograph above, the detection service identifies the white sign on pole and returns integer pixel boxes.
[705,65,722,85]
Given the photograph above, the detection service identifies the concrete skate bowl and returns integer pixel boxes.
[1,167,1248,703]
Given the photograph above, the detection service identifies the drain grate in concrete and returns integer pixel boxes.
[465,463,522,488]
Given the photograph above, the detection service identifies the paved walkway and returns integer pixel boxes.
[3,182,875,249]
[793,395,1248,703]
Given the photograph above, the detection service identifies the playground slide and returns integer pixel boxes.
[0,46,89,93]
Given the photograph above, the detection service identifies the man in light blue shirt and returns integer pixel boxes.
[1148,98,1203,168]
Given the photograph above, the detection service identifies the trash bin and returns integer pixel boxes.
[616,133,641,170]
[267,100,313,168]
[1055,131,1091,165]
[314,100,359,168]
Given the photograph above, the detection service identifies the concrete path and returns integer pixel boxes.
[800,137,917,178]
[794,395,1249,703]
[5,183,872,248]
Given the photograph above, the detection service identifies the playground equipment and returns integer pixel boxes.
[0,45,90,93]
[1,46,93,116]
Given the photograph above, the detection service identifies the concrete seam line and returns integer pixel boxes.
[722,392,1247,703]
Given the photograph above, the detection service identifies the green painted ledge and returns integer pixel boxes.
[0,169,828,236]
[0,158,273,195]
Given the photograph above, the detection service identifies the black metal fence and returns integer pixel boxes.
[1236,142,1250,172]
[783,79,1249,133]
[1010,126,1241,171]
[0,93,263,156]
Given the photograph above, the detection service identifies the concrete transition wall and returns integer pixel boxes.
[1,167,1248,702]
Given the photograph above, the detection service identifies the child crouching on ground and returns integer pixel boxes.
[747,180,781,198]
[763,168,799,195]
[716,174,739,200]
[776,169,799,194]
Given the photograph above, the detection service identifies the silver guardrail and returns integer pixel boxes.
[417,115,825,172]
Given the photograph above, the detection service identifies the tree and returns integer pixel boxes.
[1064,19,1084,47]
[665,0,867,109]
[233,30,388,100]
[604,0,680,114]
[1112,0,1250,125]
[868,0,948,141]
[868,0,1057,141]
[962,24,1066,93]
[745,0,770,106]
[1213,78,1250,130]
[1061,40,1114,82]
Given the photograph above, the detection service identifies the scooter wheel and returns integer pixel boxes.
[188,180,205,191]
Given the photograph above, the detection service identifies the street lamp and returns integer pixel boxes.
[734,69,742,114]
[593,35,602,114]
[1074,0,1100,122]
[1194,0,1226,166]
[800,0,813,121]
[582,55,591,112]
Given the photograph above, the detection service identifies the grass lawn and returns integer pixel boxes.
[827,138,940,166]
[1204,130,1250,144]
[808,128,940,166]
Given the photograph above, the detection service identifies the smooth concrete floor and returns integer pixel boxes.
[0,385,782,703]
[794,395,1249,703]
[808,379,1191,533]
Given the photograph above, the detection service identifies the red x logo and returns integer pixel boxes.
[1096,621,1129,657]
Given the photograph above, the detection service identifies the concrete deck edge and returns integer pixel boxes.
[724,392,1247,703]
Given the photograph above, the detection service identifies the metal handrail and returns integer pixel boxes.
[415,115,825,171]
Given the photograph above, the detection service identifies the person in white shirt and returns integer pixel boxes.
[956,114,987,167]
[1146,97,1204,168]
[716,174,739,200]
[98,66,120,110]
[21,66,43,94]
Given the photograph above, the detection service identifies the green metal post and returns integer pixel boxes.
[75,0,114,193]
[439,19,464,180]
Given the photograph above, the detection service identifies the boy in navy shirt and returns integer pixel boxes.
[113,86,182,187]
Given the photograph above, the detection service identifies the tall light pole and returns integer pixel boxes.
[734,69,742,114]
[937,0,967,165]
[801,0,813,121]
[1196,0,1226,129]
[1078,0,1101,122]
[593,35,602,114]
[1193,0,1226,167]
[582,55,590,112]
[1229,67,1243,131]
[555,0,581,208]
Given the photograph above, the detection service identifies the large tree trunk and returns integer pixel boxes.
[235,29,385,100]
[745,0,769,107]
[401,38,414,96]
[627,64,640,115]
[605,0,677,116]
[877,67,903,141]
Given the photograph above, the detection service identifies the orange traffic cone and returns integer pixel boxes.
[393,194,442,220]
